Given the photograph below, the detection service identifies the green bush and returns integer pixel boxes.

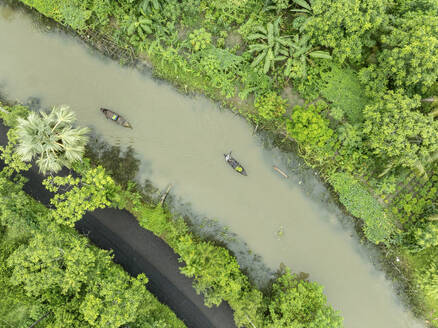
[0,166,185,328]
[416,262,438,303]
[252,91,287,124]
[372,14,438,95]
[414,222,438,251]
[20,0,113,30]
[305,0,389,63]
[330,172,394,244]
[320,65,370,123]
[286,102,334,148]
[189,28,212,52]
[265,269,343,328]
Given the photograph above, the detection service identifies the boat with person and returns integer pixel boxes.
[224,151,247,176]
[100,108,132,128]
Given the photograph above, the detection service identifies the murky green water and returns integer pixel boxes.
[0,4,425,327]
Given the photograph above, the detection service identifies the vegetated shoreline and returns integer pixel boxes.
[0,123,235,328]
[0,101,344,327]
[4,1,435,326]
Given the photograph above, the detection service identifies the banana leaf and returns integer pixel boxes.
[274,55,287,61]
[290,8,311,14]
[247,33,267,40]
[127,22,136,35]
[309,50,332,59]
[249,44,269,52]
[274,42,279,56]
[279,48,289,56]
[292,0,311,11]
[141,24,152,34]
[255,25,268,35]
[267,23,274,46]
[264,48,273,73]
[137,26,145,39]
[273,18,280,38]
[277,37,291,47]
[251,50,267,67]
[284,58,293,76]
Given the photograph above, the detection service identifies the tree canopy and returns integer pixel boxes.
[363,91,438,175]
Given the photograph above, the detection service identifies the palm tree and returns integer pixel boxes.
[15,105,89,175]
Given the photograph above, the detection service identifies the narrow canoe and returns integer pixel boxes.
[224,152,247,176]
[100,108,132,128]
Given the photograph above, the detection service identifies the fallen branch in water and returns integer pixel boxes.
[160,184,173,205]
[273,165,288,178]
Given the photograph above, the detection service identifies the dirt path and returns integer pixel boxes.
[0,121,237,328]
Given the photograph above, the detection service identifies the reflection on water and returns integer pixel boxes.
[0,4,425,328]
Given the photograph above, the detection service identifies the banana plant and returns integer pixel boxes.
[290,0,313,32]
[126,15,153,43]
[290,0,312,15]
[248,18,291,74]
[284,34,331,78]
[139,0,166,12]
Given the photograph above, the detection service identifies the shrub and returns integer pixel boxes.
[330,172,394,244]
[286,102,334,148]
[320,65,370,123]
[189,28,212,52]
[305,0,389,63]
[252,91,287,124]
[414,222,438,251]
[416,262,438,303]
[265,269,343,328]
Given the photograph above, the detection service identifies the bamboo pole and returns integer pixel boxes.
[273,165,288,178]
[160,184,173,205]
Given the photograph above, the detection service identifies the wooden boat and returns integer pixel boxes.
[224,151,247,176]
[100,108,132,128]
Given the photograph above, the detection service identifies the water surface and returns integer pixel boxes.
[0,4,424,328]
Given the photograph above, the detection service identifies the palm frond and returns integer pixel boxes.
[15,106,88,174]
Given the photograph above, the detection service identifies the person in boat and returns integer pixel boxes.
[111,113,119,121]
[225,152,247,175]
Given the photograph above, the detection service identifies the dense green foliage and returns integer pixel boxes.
[10,0,438,324]
[330,172,394,244]
[265,269,343,328]
[286,103,334,149]
[0,115,185,328]
[130,203,343,328]
[319,64,369,123]
[363,91,438,177]
[1,103,343,327]
[43,167,117,227]
[305,0,388,64]
[252,91,287,124]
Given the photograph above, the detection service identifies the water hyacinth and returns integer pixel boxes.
[15,105,89,175]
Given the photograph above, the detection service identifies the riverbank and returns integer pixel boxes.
[0,121,236,327]
[0,98,343,327]
[4,1,438,326]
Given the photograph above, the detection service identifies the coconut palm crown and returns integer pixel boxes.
[15,105,89,175]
